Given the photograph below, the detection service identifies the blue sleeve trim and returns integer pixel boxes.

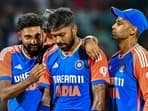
[0,76,11,81]
[38,82,51,89]
[91,80,106,85]
[38,105,50,111]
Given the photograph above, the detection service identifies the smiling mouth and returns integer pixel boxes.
[30,45,39,49]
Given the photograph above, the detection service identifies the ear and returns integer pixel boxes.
[129,26,137,36]
[72,24,77,36]
[17,32,22,41]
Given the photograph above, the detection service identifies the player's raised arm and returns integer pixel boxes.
[89,50,109,111]
[82,35,100,60]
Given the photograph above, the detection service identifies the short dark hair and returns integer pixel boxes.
[48,7,75,30]
[17,13,43,31]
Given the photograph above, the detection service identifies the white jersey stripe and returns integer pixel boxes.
[137,46,148,67]
[134,47,145,67]
[134,46,147,68]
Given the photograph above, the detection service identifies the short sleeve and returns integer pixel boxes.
[133,49,148,104]
[89,50,110,85]
[0,47,12,81]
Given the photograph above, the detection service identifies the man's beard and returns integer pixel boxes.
[57,34,75,51]
[23,44,43,57]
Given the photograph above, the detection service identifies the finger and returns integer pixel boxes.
[31,64,46,76]
[88,51,96,60]
[94,48,101,60]
[34,65,46,75]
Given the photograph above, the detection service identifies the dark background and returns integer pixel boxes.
[0,0,148,58]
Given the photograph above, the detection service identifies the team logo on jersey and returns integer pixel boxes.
[119,65,125,73]
[75,60,84,70]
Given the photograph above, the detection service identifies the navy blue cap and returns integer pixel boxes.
[111,7,148,34]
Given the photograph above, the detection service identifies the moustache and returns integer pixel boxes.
[57,43,67,46]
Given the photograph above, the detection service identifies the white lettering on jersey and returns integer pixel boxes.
[110,77,124,87]
[14,72,30,83]
[53,75,84,84]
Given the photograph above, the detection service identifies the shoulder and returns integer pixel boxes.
[0,45,21,60]
[42,45,58,62]
[132,44,148,68]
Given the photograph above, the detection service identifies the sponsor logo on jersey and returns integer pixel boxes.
[53,75,84,97]
[14,71,30,83]
[53,75,84,84]
[53,62,59,69]
[14,64,23,70]
[99,66,108,77]
[110,77,125,87]
[13,71,38,90]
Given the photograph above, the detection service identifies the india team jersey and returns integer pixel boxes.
[0,45,48,111]
[42,41,109,111]
[108,44,148,111]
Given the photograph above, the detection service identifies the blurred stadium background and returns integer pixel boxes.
[0,0,148,59]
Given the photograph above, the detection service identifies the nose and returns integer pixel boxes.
[31,38,38,44]
[55,36,62,44]
[112,23,116,29]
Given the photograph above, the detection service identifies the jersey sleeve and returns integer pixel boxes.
[133,49,148,110]
[89,50,110,85]
[38,69,51,89]
[0,47,12,81]
[38,46,57,88]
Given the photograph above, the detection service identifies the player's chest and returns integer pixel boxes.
[11,56,37,83]
[47,55,89,76]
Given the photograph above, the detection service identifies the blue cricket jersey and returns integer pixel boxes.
[42,41,109,111]
[108,44,148,111]
[0,45,48,111]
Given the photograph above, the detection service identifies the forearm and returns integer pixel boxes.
[0,79,33,101]
[0,97,8,111]
[39,88,51,111]
[41,88,51,107]
[91,84,106,111]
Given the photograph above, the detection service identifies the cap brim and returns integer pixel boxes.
[111,7,125,18]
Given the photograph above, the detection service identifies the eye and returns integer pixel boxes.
[117,21,122,26]
[59,33,65,37]
[35,33,42,39]
[24,35,32,40]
